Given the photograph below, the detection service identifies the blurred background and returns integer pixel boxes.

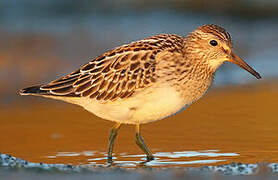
[1,0,278,168]
[1,0,278,102]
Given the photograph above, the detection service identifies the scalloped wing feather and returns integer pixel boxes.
[39,34,184,101]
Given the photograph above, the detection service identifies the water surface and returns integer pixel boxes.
[1,82,277,168]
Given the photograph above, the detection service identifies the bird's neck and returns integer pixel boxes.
[178,43,215,102]
[176,63,214,105]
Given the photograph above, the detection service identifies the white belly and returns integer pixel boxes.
[129,85,186,124]
[64,84,188,124]
[50,78,211,125]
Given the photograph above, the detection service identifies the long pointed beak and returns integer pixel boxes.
[227,52,261,79]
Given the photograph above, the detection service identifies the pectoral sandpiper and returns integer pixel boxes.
[20,24,261,163]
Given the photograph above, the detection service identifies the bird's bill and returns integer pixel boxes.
[227,52,261,79]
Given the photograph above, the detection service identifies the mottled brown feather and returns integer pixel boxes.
[36,33,185,101]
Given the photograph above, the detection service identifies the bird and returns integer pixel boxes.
[19,24,261,163]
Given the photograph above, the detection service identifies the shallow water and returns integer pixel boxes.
[1,82,278,168]
[46,150,238,167]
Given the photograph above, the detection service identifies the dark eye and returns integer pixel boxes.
[210,40,218,46]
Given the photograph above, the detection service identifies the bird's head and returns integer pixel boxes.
[184,24,261,79]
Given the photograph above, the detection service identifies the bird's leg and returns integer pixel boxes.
[107,122,121,163]
[135,123,154,161]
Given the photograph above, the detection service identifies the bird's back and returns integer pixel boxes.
[20,34,185,101]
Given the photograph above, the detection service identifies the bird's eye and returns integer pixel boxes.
[209,40,218,46]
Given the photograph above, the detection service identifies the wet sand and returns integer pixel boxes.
[0,81,278,167]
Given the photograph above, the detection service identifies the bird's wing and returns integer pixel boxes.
[40,34,184,101]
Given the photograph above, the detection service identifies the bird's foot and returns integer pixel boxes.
[107,156,113,164]
[146,155,154,162]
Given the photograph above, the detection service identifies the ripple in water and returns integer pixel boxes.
[46,150,239,167]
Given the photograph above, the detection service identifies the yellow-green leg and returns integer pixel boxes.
[135,124,154,161]
[107,122,121,163]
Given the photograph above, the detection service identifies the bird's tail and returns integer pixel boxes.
[19,85,49,96]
